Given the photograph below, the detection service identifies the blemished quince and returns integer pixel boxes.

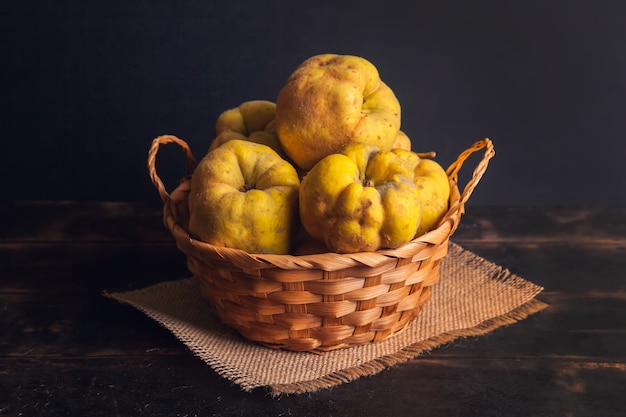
[299,142,422,253]
[392,130,412,150]
[393,148,451,236]
[413,156,450,236]
[275,54,401,171]
[188,139,300,254]
[209,100,286,158]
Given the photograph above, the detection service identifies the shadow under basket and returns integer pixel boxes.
[148,136,495,352]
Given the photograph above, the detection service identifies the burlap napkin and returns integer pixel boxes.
[106,242,547,395]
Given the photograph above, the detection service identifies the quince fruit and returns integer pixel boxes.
[299,142,421,253]
[188,139,300,254]
[393,149,451,236]
[392,130,412,150]
[209,100,286,158]
[275,54,401,171]
[412,156,450,236]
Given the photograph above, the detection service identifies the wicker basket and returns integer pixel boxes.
[148,136,495,352]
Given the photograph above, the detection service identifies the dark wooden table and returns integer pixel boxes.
[2,201,625,416]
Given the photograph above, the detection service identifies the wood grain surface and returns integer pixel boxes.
[1,202,625,416]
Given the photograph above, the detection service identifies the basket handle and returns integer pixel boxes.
[146,134,493,206]
[446,138,495,206]
[147,135,198,203]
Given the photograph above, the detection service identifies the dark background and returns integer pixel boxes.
[2,0,625,206]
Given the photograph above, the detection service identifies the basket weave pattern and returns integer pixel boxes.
[148,136,494,352]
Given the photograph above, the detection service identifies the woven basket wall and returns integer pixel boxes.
[148,136,494,352]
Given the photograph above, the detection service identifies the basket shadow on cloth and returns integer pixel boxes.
[148,136,495,352]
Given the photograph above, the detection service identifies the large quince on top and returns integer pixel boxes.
[275,54,401,171]
[299,142,422,253]
[188,139,300,254]
[209,100,286,158]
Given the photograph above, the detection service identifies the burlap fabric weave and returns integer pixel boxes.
[106,242,547,395]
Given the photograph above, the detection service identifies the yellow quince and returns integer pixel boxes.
[393,149,451,236]
[299,142,421,253]
[209,100,286,158]
[413,156,450,236]
[188,139,300,254]
[391,130,412,150]
[275,54,401,171]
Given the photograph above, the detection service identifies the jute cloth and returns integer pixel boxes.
[106,242,547,395]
